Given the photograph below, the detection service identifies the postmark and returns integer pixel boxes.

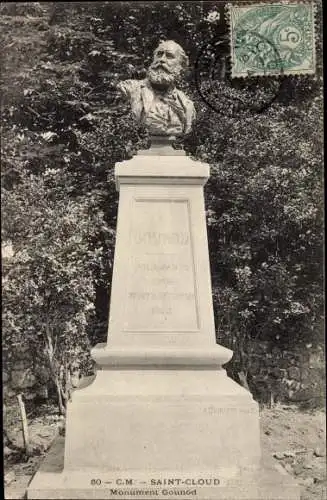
[228,2,316,77]
[194,35,285,115]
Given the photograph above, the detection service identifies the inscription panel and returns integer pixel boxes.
[124,199,199,332]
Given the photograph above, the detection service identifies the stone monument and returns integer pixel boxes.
[28,40,300,499]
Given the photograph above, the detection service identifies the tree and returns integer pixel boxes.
[2,165,112,412]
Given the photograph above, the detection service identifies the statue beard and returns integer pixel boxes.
[146,62,181,89]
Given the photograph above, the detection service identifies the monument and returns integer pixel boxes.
[28,41,300,499]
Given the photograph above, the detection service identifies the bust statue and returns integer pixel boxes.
[118,40,196,137]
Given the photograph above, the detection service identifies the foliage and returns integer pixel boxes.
[2,166,110,411]
[1,2,323,404]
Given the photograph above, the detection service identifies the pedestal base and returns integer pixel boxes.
[62,368,261,472]
[27,437,300,500]
[27,368,300,499]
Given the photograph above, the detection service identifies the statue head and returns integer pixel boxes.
[118,40,195,140]
[147,40,189,89]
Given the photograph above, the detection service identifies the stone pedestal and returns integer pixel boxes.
[27,144,300,499]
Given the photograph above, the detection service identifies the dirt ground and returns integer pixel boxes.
[260,405,326,500]
[4,402,326,500]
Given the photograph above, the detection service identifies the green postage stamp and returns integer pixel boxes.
[228,2,316,77]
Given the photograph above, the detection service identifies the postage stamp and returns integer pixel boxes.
[228,2,316,77]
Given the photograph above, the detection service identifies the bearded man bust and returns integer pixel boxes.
[118,40,196,137]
